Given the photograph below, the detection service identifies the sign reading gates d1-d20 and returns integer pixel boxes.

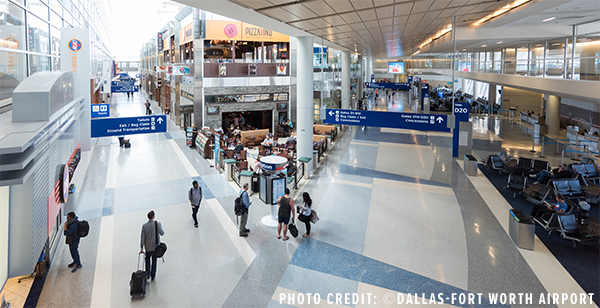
[91,115,167,138]
[91,103,109,118]
[111,80,139,93]
[323,109,451,133]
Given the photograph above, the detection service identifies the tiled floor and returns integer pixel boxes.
[1,276,34,308]
[24,90,598,308]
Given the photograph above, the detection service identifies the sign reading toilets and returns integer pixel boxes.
[91,115,167,138]
[91,104,110,118]
[61,28,91,150]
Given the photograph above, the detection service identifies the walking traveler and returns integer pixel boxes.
[276,188,295,241]
[297,192,312,238]
[239,183,251,237]
[140,210,164,281]
[145,100,151,115]
[190,125,198,149]
[64,212,82,273]
[189,180,202,228]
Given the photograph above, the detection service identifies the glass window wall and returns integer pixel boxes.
[529,42,545,77]
[0,2,26,52]
[28,0,49,20]
[545,39,564,78]
[27,13,50,54]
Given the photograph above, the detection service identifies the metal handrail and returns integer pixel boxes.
[231,164,241,187]
[293,161,305,189]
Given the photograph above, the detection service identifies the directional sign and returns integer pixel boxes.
[91,103,110,118]
[452,102,471,157]
[91,115,167,138]
[365,82,411,90]
[111,80,139,93]
[324,109,451,132]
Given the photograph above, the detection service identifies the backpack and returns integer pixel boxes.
[234,191,247,217]
[77,220,90,238]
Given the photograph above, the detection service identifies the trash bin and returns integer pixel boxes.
[578,201,591,227]
[508,209,534,250]
[464,154,478,176]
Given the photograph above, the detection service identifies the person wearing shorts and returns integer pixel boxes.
[276,188,295,241]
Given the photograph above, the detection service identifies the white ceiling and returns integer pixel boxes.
[177,0,600,59]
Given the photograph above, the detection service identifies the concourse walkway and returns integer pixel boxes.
[33,91,597,308]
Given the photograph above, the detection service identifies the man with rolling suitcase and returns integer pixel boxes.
[140,210,164,281]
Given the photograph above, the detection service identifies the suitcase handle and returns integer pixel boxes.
[137,252,145,271]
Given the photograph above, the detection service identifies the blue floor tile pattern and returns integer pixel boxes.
[338,163,451,188]
[101,188,115,216]
[191,176,215,200]
[290,239,509,308]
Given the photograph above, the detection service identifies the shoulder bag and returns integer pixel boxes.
[154,221,167,259]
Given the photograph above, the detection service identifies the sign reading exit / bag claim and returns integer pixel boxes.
[323,109,452,133]
[91,115,167,138]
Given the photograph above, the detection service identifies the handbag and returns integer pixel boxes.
[288,221,299,238]
[310,210,320,224]
[154,221,167,258]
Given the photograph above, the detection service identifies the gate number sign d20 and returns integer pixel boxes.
[323,109,451,133]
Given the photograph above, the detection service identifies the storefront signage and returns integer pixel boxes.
[111,80,139,93]
[205,20,289,42]
[91,115,167,137]
[179,105,193,113]
[323,109,451,133]
[181,90,194,100]
[91,103,110,118]
[157,32,163,51]
[180,22,193,45]
[365,82,411,90]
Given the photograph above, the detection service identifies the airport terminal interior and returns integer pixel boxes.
[0,0,599,308]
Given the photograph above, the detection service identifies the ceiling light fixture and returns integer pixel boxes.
[496,41,503,44]
[482,45,487,47]
[462,49,467,51]
[474,0,532,26]
[419,24,453,50]
[542,17,556,22]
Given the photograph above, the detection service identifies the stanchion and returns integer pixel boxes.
[530,134,536,153]
[561,149,565,165]
[539,136,545,158]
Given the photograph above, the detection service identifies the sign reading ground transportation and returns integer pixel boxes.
[111,80,139,93]
[91,115,167,138]
[324,109,451,132]
[91,103,109,118]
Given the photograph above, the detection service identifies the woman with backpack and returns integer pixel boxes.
[298,192,312,238]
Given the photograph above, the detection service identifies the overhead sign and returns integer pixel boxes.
[91,115,167,138]
[324,109,451,132]
[452,102,471,157]
[111,80,139,93]
[91,103,109,118]
[204,20,289,42]
[365,82,411,90]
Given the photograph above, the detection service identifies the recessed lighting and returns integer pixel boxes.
[481,44,487,47]
[462,49,467,51]
[536,44,542,47]
[551,43,561,46]
[496,41,503,44]
[542,17,556,22]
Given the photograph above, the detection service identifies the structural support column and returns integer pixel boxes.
[296,36,314,173]
[357,55,363,100]
[546,94,561,135]
[473,81,481,99]
[462,78,468,93]
[488,84,497,110]
[341,51,350,110]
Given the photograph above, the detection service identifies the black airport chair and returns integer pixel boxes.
[531,160,550,175]
[505,174,527,198]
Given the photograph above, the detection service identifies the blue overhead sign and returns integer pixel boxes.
[91,115,167,138]
[111,80,139,93]
[452,102,470,157]
[323,109,451,132]
[365,82,411,90]
[91,103,109,118]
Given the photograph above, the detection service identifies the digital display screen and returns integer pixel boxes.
[387,62,404,74]
[272,178,286,205]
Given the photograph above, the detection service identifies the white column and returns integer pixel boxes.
[547,94,561,135]
[296,36,314,171]
[462,78,468,93]
[488,84,497,108]
[341,50,350,110]
[473,81,481,99]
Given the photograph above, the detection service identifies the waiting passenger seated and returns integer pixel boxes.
[233,142,244,154]
[529,164,569,185]
[530,194,568,219]
[262,134,273,148]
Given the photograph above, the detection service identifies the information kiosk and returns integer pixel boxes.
[259,156,288,227]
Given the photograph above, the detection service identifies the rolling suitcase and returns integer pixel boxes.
[130,252,146,297]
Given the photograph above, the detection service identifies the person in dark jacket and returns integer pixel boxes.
[64,212,82,273]
[531,164,569,184]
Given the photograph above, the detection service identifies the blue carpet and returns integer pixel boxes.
[478,164,599,305]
